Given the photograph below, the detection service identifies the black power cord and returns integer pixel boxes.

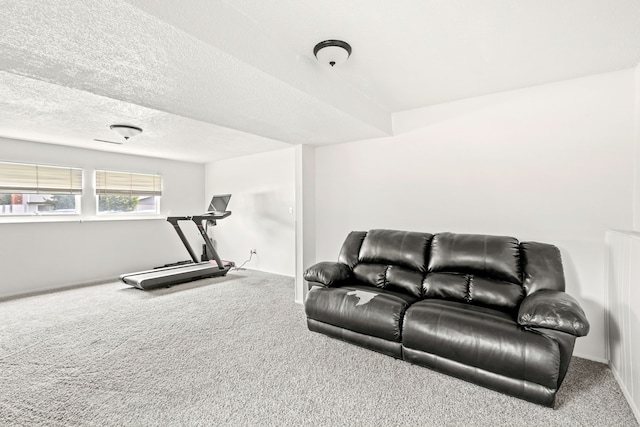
[231,251,254,271]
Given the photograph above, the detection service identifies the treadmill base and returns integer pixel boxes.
[120,262,231,290]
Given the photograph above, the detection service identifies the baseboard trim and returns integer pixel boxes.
[572,352,608,364]
[610,364,640,424]
[0,276,118,302]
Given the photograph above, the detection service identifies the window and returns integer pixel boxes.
[95,170,162,214]
[0,161,82,215]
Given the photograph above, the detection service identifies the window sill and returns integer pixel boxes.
[0,215,167,224]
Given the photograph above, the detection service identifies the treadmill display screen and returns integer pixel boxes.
[208,194,231,212]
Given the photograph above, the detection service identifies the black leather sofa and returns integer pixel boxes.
[303,229,589,407]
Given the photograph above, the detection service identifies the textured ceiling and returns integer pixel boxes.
[1,0,640,163]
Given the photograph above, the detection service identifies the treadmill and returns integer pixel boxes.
[120,195,233,290]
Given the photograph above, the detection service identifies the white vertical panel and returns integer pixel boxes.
[606,230,640,422]
[628,237,640,403]
[606,232,621,375]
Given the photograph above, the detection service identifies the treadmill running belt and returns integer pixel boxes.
[120,262,229,290]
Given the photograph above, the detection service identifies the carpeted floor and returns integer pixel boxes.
[0,270,636,426]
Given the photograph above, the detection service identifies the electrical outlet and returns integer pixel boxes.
[250,249,257,255]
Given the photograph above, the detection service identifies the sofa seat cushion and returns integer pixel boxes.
[305,284,418,342]
[402,300,561,389]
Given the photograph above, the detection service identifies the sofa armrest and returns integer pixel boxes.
[303,262,351,287]
[517,290,590,337]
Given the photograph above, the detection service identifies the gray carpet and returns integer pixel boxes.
[0,270,636,426]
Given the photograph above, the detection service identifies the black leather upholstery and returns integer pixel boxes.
[359,229,432,272]
[428,232,522,284]
[386,265,424,298]
[303,229,589,407]
[423,272,524,313]
[337,231,367,268]
[521,241,566,294]
[307,318,403,358]
[403,300,561,389]
[303,261,351,287]
[518,290,589,336]
[402,347,558,407]
[353,263,387,288]
[305,284,418,343]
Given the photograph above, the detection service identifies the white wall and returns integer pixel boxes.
[634,61,640,230]
[314,70,636,361]
[0,138,205,298]
[204,147,296,277]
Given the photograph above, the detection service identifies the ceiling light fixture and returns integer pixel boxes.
[110,124,143,140]
[313,40,352,67]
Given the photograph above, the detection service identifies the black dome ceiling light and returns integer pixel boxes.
[313,40,352,67]
[110,124,143,141]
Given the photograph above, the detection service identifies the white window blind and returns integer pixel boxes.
[0,161,83,194]
[95,170,162,196]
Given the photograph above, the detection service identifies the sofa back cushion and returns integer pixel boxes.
[353,264,387,288]
[423,273,524,313]
[359,229,432,272]
[353,264,426,298]
[425,233,524,312]
[348,230,432,298]
[336,230,532,307]
[428,232,522,284]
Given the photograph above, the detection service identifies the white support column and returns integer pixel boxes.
[294,144,316,304]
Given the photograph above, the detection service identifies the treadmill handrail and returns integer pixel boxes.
[166,213,231,270]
